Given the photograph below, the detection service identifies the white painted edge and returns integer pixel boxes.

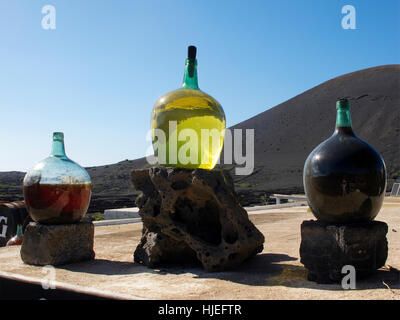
[0,270,148,300]
[93,203,309,226]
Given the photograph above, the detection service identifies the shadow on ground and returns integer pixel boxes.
[191,253,400,291]
[58,253,400,292]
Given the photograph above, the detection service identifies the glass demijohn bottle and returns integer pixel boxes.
[23,132,92,224]
[303,99,387,223]
[6,224,23,246]
[151,46,226,169]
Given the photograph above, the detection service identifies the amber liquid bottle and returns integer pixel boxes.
[23,132,91,224]
[303,99,387,224]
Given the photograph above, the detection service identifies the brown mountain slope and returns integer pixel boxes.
[228,64,400,192]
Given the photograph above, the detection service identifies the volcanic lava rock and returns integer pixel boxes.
[20,218,95,266]
[131,167,265,271]
[300,220,388,283]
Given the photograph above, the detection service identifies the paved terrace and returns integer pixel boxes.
[0,198,399,299]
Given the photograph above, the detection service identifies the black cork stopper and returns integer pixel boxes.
[188,46,197,60]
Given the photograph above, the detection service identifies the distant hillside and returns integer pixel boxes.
[1,65,399,210]
[228,64,400,193]
[0,159,148,212]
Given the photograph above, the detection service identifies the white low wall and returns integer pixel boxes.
[104,207,140,220]
[103,202,308,221]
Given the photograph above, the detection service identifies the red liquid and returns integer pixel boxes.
[6,235,23,246]
[23,183,91,224]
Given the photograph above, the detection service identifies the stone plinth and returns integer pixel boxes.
[300,220,388,283]
[131,167,265,271]
[20,218,95,266]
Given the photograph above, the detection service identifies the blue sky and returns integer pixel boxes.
[0,0,399,171]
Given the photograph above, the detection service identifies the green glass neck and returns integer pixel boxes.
[16,225,23,237]
[336,109,352,128]
[182,58,199,90]
[335,100,352,129]
[51,132,67,158]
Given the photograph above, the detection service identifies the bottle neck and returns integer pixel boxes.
[51,133,67,157]
[182,58,199,90]
[334,99,355,135]
[336,108,352,126]
[16,225,23,237]
[335,102,354,135]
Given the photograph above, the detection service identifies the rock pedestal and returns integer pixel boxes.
[131,167,265,272]
[300,220,388,283]
[20,218,95,266]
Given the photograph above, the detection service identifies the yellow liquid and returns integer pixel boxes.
[151,88,226,169]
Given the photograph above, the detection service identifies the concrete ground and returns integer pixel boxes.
[0,198,399,300]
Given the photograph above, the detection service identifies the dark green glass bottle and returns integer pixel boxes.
[303,99,387,223]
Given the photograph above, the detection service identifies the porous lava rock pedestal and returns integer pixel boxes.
[300,220,388,283]
[20,218,95,266]
[131,167,265,271]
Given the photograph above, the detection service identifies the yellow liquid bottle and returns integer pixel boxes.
[151,46,226,169]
